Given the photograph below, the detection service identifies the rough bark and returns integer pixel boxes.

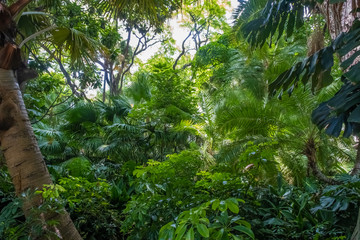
[0,69,82,239]
[319,0,360,63]
[319,0,360,40]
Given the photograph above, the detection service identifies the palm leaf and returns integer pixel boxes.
[50,27,100,66]
[240,0,307,48]
[96,0,182,26]
[61,156,92,178]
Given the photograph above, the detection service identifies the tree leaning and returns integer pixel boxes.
[0,0,82,239]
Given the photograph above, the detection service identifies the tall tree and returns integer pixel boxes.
[0,0,83,239]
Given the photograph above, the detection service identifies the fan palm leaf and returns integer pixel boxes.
[96,0,182,26]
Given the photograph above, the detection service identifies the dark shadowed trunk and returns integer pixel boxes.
[304,137,339,185]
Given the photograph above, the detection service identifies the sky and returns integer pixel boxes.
[87,0,239,97]
[134,0,239,62]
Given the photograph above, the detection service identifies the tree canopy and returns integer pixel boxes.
[1,0,360,239]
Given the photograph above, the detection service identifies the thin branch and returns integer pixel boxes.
[119,44,140,93]
[17,31,53,76]
[119,33,148,93]
[40,43,83,98]
[96,60,105,68]
[19,25,56,48]
[117,27,132,94]
[31,90,72,124]
[173,30,192,70]
[103,67,108,102]
[181,63,192,69]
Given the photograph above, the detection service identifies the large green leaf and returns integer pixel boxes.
[311,81,360,137]
[225,198,239,214]
[241,0,305,48]
[232,225,255,239]
[185,227,195,240]
[196,223,209,238]
[51,27,100,66]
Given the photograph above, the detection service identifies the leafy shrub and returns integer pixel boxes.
[38,177,122,240]
[159,198,254,240]
[121,150,205,239]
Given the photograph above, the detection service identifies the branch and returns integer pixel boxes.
[31,91,72,124]
[181,63,192,69]
[19,25,56,48]
[117,27,132,94]
[304,137,340,185]
[173,30,192,70]
[40,43,83,98]
[119,33,143,93]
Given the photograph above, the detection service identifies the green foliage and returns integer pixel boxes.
[159,198,254,240]
[242,0,360,138]
[57,177,122,239]
[0,198,25,239]
[121,150,204,239]
[145,58,198,124]
[61,157,93,179]
[5,0,360,239]
[240,0,306,48]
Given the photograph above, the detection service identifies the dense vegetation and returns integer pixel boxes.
[1,0,360,239]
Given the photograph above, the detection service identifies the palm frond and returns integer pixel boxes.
[125,72,152,104]
[96,0,182,27]
[215,90,281,138]
[96,96,132,123]
[61,156,92,178]
[50,27,101,67]
[240,0,308,47]
[232,0,268,24]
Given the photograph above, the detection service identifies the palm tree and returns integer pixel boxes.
[0,0,83,238]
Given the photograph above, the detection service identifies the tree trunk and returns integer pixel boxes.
[304,137,339,185]
[351,140,360,176]
[320,0,360,40]
[319,0,360,176]
[0,69,82,239]
[319,0,360,64]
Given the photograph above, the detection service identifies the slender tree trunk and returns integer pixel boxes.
[351,139,360,175]
[0,69,82,239]
[304,137,339,185]
[103,67,108,102]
